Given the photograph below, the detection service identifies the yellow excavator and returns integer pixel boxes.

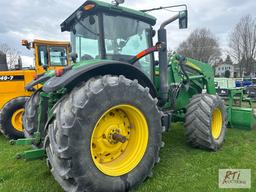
[0,39,70,139]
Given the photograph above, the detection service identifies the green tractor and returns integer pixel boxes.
[13,0,255,191]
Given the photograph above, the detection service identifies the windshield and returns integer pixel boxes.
[70,13,153,78]
[71,14,100,62]
[103,14,153,77]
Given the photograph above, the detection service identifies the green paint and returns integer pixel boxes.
[17,1,255,164]
[229,107,255,130]
[159,54,216,111]
[44,70,55,77]
[10,138,34,146]
[10,132,41,146]
[225,88,256,130]
[186,57,216,94]
[16,149,46,161]
[72,59,113,69]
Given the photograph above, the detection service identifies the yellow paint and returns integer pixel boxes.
[11,108,24,132]
[0,70,36,109]
[33,39,71,75]
[211,108,223,139]
[91,104,148,176]
[186,61,202,72]
[0,39,71,111]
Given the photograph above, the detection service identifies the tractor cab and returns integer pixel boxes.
[61,0,157,78]
[60,0,188,96]
[21,39,71,75]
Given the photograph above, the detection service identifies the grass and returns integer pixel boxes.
[0,124,255,192]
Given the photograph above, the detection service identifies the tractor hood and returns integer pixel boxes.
[60,0,156,32]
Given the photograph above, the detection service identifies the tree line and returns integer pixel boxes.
[177,14,256,77]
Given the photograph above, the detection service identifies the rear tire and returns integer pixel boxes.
[185,94,227,151]
[23,91,40,138]
[0,97,29,139]
[45,75,163,192]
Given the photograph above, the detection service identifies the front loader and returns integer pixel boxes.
[16,0,255,191]
[0,39,70,139]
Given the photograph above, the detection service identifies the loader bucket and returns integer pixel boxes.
[228,107,256,130]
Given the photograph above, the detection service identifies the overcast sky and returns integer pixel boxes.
[0,0,255,65]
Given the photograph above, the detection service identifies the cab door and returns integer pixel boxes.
[35,44,48,75]
[35,44,70,74]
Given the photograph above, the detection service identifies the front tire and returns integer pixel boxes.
[185,94,227,151]
[0,97,28,139]
[46,75,163,192]
[23,91,40,138]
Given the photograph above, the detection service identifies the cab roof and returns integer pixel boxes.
[33,39,70,46]
[60,0,156,32]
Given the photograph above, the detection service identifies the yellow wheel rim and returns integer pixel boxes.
[91,104,148,176]
[211,108,222,139]
[11,108,24,132]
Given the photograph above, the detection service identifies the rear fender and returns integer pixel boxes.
[42,61,157,97]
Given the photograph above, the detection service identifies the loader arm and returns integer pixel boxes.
[185,57,216,94]
[169,55,216,93]
[170,55,256,130]
[165,54,217,112]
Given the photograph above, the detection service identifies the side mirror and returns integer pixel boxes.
[179,10,188,29]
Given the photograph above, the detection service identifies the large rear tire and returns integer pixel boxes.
[185,94,227,151]
[0,97,29,139]
[45,75,163,192]
[23,91,40,138]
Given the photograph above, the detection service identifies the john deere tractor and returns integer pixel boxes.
[16,0,255,191]
[0,39,70,139]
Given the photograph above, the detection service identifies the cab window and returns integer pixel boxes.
[49,46,68,66]
[38,45,47,67]
[71,14,99,62]
[103,14,153,78]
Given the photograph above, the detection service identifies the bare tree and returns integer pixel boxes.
[177,28,221,64]
[0,43,21,69]
[229,15,256,76]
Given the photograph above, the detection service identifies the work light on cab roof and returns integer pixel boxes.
[84,4,96,11]
[84,0,124,10]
